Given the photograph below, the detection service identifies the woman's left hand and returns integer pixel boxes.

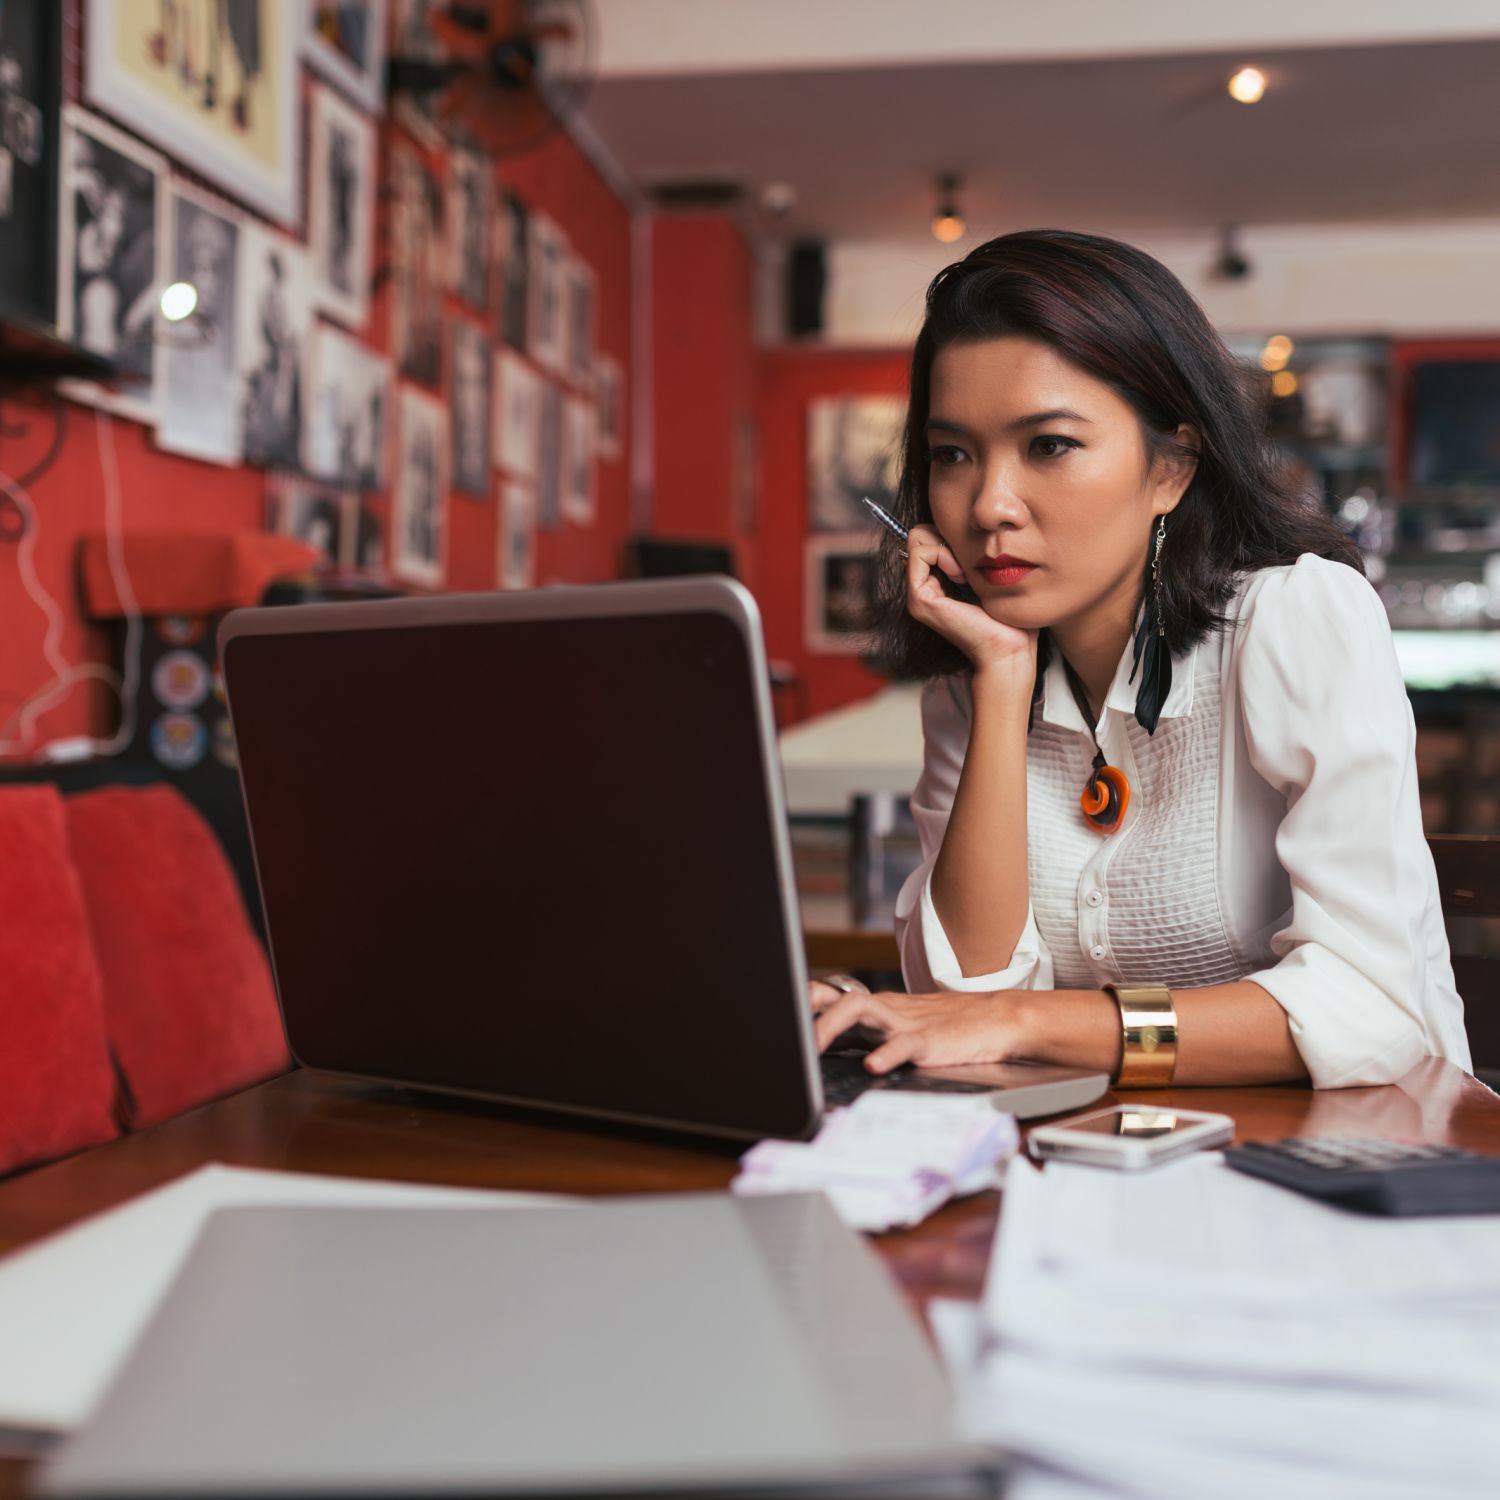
[809,987,1031,1073]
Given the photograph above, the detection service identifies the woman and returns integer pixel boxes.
[812,229,1469,1090]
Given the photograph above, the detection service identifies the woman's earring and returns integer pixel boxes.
[1129,516,1172,734]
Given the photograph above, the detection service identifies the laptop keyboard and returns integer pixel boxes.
[819,1052,996,1109]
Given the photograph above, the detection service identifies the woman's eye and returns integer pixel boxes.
[1031,435,1079,459]
[928,445,966,467]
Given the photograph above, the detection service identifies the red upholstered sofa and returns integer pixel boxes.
[0,782,289,1178]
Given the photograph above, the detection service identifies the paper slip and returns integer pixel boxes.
[733,1091,1018,1232]
[0,1163,565,1436]
[940,1154,1500,1500]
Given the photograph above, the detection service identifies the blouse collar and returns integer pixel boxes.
[1038,624,1198,735]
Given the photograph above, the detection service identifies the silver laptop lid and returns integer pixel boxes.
[219,579,822,1142]
[40,1195,994,1497]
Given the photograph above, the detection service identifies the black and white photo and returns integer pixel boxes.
[561,393,595,525]
[594,353,623,462]
[394,385,447,586]
[236,225,310,469]
[57,105,166,422]
[806,395,905,532]
[536,381,562,531]
[304,0,389,114]
[447,147,491,311]
[565,254,596,388]
[0,1,60,327]
[805,533,882,653]
[158,184,241,464]
[352,500,386,574]
[268,473,355,569]
[448,316,491,497]
[493,347,541,479]
[494,190,529,352]
[307,321,390,489]
[498,479,535,590]
[528,212,567,374]
[393,143,442,386]
[308,82,376,331]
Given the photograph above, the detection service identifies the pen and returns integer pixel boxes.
[860,495,909,558]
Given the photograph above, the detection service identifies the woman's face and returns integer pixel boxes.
[925,335,1196,635]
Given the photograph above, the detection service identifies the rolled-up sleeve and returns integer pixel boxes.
[1236,555,1432,1088]
[894,677,1053,994]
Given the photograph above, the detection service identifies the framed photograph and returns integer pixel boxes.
[267,472,356,569]
[158,183,242,465]
[447,148,492,312]
[84,0,299,225]
[304,0,389,114]
[448,316,492,497]
[351,499,387,575]
[493,190,529,351]
[0,0,61,327]
[498,479,535,590]
[560,393,594,525]
[306,321,390,490]
[594,352,623,462]
[392,143,442,386]
[394,384,447,587]
[389,0,445,148]
[56,105,167,423]
[805,533,882,654]
[565,254,596,389]
[536,381,562,531]
[493,347,541,479]
[806,395,906,532]
[527,212,567,375]
[307,82,376,331]
[235,224,310,469]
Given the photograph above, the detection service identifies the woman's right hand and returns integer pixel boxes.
[904,525,1038,692]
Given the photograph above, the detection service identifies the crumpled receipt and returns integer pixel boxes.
[732,1090,1020,1233]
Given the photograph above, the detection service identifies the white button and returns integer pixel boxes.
[1090,944,1107,961]
[1085,890,1104,907]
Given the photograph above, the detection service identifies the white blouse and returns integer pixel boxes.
[894,553,1472,1089]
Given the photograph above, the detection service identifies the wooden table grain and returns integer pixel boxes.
[1,1059,1496,1496]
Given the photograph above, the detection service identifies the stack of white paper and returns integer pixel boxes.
[733,1092,1018,1232]
[938,1155,1500,1500]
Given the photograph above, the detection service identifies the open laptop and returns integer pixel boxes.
[220,577,1106,1142]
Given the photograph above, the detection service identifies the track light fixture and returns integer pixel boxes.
[931,174,965,244]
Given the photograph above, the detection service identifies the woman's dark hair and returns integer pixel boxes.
[875,228,1363,680]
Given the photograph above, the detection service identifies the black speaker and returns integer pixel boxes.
[787,240,826,338]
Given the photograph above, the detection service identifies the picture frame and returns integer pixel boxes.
[157,181,243,465]
[527,212,568,375]
[804,533,882,654]
[806,395,906,532]
[594,353,623,462]
[235,223,311,469]
[560,393,595,525]
[394,383,448,587]
[0,0,62,328]
[448,315,492,497]
[498,479,536,590]
[303,0,390,114]
[266,471,357,570]
[564,253,596,389]
[447,147,492,312]
[307,81,376,331]
[56,104,168,425]
[392,142,442,387]
[84,0,300,225]
[306,320,390,490]
[493,347,542,479]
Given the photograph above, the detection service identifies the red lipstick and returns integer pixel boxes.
[976,554,1037,586]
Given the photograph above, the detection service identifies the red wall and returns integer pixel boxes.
[755,346,910,722]
[0,30,632,760]
[650,214,758,593]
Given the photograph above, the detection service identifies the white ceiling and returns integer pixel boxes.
[578,33,1500,243]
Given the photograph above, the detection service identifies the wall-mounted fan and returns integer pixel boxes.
[387,1,595,157]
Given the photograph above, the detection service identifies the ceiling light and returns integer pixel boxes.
[159,281,199,322]
[1271,370,1299,398]
[1228,67,1266,104]
[931,174,965,243]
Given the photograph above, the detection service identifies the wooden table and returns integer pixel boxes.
[2,1060,1497,1497]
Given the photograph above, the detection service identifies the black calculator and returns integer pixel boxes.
[1223,1137,1500,1216]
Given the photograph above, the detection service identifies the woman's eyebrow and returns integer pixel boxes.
[925,408,1093,436]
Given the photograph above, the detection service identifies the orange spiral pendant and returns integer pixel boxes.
[1081,753,1130,836]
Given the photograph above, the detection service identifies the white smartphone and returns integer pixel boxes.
[1027,1104,1234,1170]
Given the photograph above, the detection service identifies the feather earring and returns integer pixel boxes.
[1129,516,1172,734]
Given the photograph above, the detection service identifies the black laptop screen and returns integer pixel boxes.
[223,601,817,1141]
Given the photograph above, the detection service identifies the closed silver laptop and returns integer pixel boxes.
[40,1193,1000,1497]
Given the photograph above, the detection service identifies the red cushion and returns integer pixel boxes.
[0,787,119,1175]
[65,786,289,1128]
